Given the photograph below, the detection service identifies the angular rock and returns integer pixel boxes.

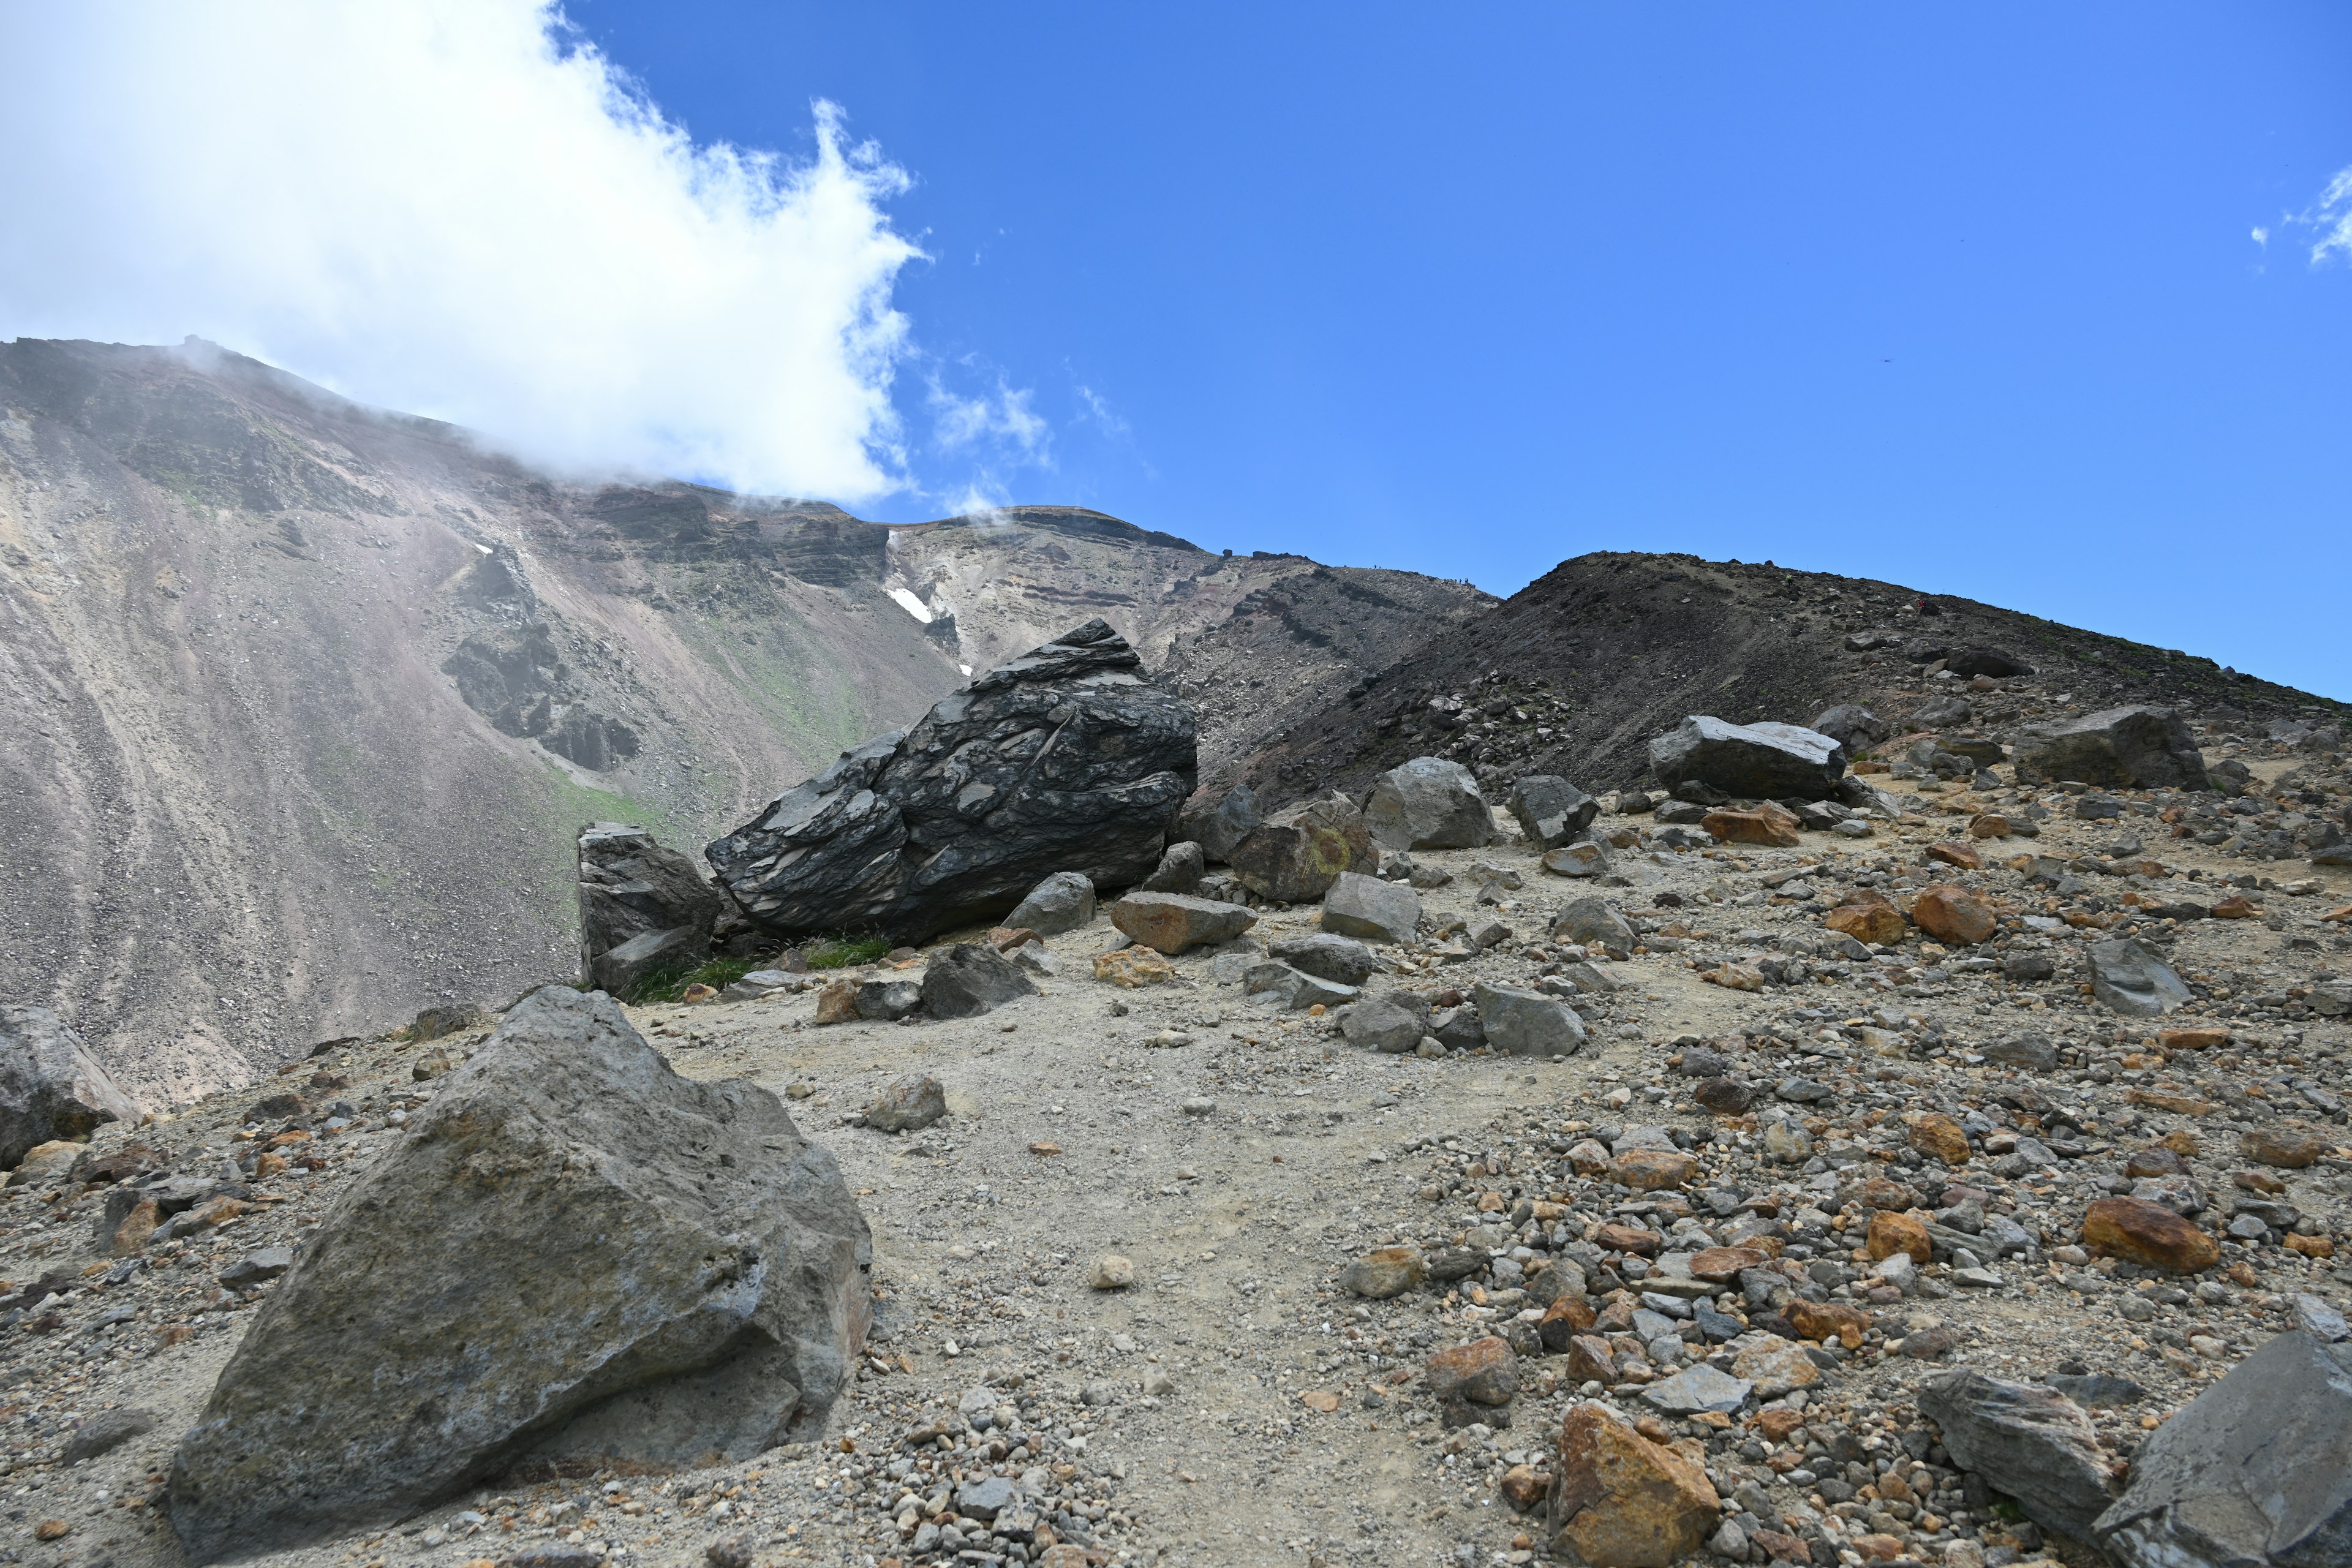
[1321,872,1420,944]
[1910,1114,1971,1165]
[1920,1370,2120,1542]
[218,1246,295,1290]
[577,824,723,992]
[1137,840,1205,894]
[1826,896,1907,947]
[1177,783,1261,864]
[2014,706,2209,791]
[1093,949,1176,988]
[1641,1365,1752,1417]
[62,1406,158,1465]
[1984,1033,2059,1071]
[1613,1148,1697,1190]
[167,987,870,1562]
[1006,871,1097,937]
[589,927,701,1000]
[812,981,859,1026]
[1946,645,2034,679]
[1912,886,1997,946]
[1472,984,1588,1057]
[2242,1126,2327,1169]
[865,1074,947,1133]
[854,978,923,1020]
[1542,840,1611,878]
[2095,1330,2352,1568]
[1242,962,1359,1012]
[1109,891,1257,955]
[707,620,1194,943]
[1508,775,1600,849]
[1341,998,1425,1054]
[1229,793,1376,902]
[1426,1337,1517,1405]
[1732,1340,1820,1399]
[2082,1197,2218,1274]
[1548,1402,1721,1568]
[1809,705,1890,756]
[1340,1246,1426,1299]
[0,1007,138,1169]
[1914,695,1974,728]
[1648,716,1846,801]
[920,945,1041,1019]
[1868,1212,1932,1263]
[1365,757,1494,851]
[1691,1077,1762,1114]
[1701,805,1801,848]
[2088,939,2193,1017]
[1430,1005,1486,1051]
[1266,933,1380,988]
[1553,897,1635,956]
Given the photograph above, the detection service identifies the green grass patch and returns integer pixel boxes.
[806,935,892,970]
[627,957,760,1005]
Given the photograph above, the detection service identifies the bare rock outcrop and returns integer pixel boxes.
[576,823,725,995]
[706,621,1196,944]
[0,1006,140,1170]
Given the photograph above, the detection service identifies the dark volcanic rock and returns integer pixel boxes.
[2013,706,2209,791]
[1229,793,1377,902]
[1178,784,1261,863]
[0,1006,140,1169]
[577,823,724,992]
[1807,704,1890,755]
[1507,775,1600,849]
[706,620,1196,943]
[167,987,870,1562]
[919,944,1041,1018]
[1920,1370,2119,1542]
[1648,716,1845,801]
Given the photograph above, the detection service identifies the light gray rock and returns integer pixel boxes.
[1363,757,1494,851]
[1506,775,1599,849]
[591,926,703,1000]
[167,987,870,1562]
[218,1246,294,1290]
[865,1074,947,1133]
[919,945,1040,1019]
[1178,784,1261,864]
[2014,706,2208,791]
[1242,963,1359,1012]
[1341,999,1425,1054]
[1983,1033,2059,1071]
[1006,871,1097,937]
[0,1005,140,1170]
[853,978,923,1020]
[1648,715,1847,801]
[1919,1370,2119,1543]
[1137,840,1206,894]
[576,823,723,992]
[1540,840,1610,878]
[1551,897,1635,956]
[1642,1365,1753,1416]
[62,1406,158,1465]
[1321,872,1420,944]
[2095,1331,2352,1568]
[1266,933,1381,988]
[1471,984,1586,1057]
[707,620,1193,943]
[2087,939,2193,1017]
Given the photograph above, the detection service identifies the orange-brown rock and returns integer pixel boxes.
[1826,898,1907,947]
[1501,1464,1550,1511]
[813,981,859,1025]
[2244,1126,2329,1169]
[2285,1233,2336,1259]
[1853,1534,1906,1562]
[1564,1335,1618,1385]
[1702,808,1801,849]
[1784,1299,1870,1349]
[2126,1088,2213,1117]
[1567,1139,1615,1176]
[1427,1336,1518,1406]
[1910,885,1996,946]
[1850,1175,1923,1211]
[1539,1295,1597,1351]
[2124,1146,2188,1178]
[2157,1128,2201,1156]
[1907,1114,1971,1165]
[1593,1224,1661,1256]
[1688,1246,1768,1283]
[1866,1211,1932,1264]
[2082,1196,2220,1273]
[1548,1402,1721,1568]
[110,1199,159,1256]
[1612,1148,1698,1191]
[2158,1025,2229,1051]
[1703,963,1766,992]
[986,925,1041,952]
[1925,842,1985,870]
[1967,813,2015,839]
[2211,895,2260,919]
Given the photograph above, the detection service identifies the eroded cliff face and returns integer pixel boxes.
[0,339,1492,1101]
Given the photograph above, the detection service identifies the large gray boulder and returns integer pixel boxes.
[1177,785,1261,864]
[166,987,870,1562]
[0,1006,140,1170]
[1920,1370,2119,1543]
[1507,775,1599,849]
[2088,939,2193,1017]
[1648,716,1846,801]
[1552,897,1636,956]
[577,823,724,992]
[1006,871,1097,936]
[1364,757,1494,850]
[1471,984,1587,1057]
[706,620,1195,943]
[1229,793,1376,903]
[1321,872,1421,944]
[2013,706,2209,791]
[1807,705,1890,756]
[2096,1330,2352,1568]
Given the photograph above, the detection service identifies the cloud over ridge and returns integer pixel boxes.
[0,2,920,500]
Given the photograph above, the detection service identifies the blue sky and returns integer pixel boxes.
[4,6,2347,697]
[567,3,2352,698]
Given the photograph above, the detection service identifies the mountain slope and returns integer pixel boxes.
[0,338,1485,1101]
[1215,549,2348,805]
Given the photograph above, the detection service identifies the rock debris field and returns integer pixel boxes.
[2,742,2350,1568]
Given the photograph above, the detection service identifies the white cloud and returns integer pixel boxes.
[0,3,922,500]
[2304,165,2352,264]
[927,370,1052,464]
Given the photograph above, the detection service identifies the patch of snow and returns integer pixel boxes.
[886,586,934,624]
